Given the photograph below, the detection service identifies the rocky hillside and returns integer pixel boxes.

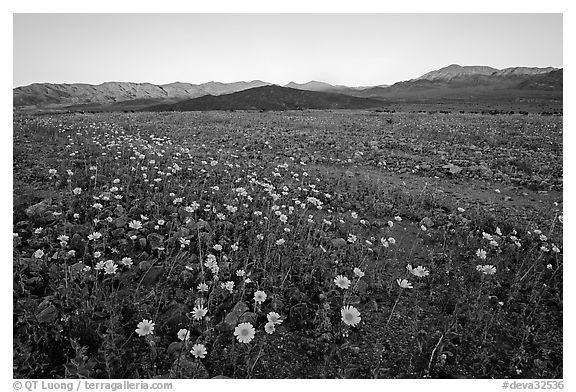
[13,80,270,107]
[146,85,386,111]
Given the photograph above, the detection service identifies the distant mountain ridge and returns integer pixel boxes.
[416,64,498,80]
[13,80,270,107]
[284,81,336,91]
[146,85,386,112]
[415,64,559,81]
[354,65,562,101]
[282,80,387,96]
[13,64,561,109]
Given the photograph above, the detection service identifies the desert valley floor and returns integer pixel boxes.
[13,109,562,378]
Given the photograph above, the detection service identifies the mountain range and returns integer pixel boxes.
[415,64,557,81]
[13,64,562,111]
[13,80,270,107]
[145,85,386,112]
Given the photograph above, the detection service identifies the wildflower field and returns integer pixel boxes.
[13,110,563,379]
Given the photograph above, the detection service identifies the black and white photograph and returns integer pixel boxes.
[10,6,568,387]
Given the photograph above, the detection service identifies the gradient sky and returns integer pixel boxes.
[13,13,563,87]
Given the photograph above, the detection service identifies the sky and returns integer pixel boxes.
[13,13,563,87]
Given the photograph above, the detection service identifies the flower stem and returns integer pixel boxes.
[387,291,403,325]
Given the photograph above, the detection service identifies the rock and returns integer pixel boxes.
[69,262,85,280]
[128,206,142,217]
[161,303,191,335]
[345,170,355,178]
[223,302,249,330]
[319,332,333,343]
[25,198,52,218]
[113,205,125,216]
[147,233,164,250]
[356,279,369,295]
[63,223,91,236]
[94,175,110,185]
[144,199,156,210]
[144,221,157,231]
[139,238,147,248]
[176,228,190,238]
[212,375,230,379]
[289,303,311,327]
[367,298,379,311]
[420,164,431,170]
[443,164,462,175]
[420,217,434,228]
[36,301,58,324]
[479,166,493,179]
[238,312,257,325]
[499,173,510,182]
[286,286,309,303]
[271,298,285,311]
[70,233,86,252]
[15,220,31,230]
[215,221,234,232]
[196,220,211,231]
[167,342,184,357]
[138,259,153,271]
[169,357,208,379]
[114,217,127,228]
[331,238,347,248]
[197,231,214,244]
[347,295,361,306]
[111,228,125,238]
[141,266,163,287]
